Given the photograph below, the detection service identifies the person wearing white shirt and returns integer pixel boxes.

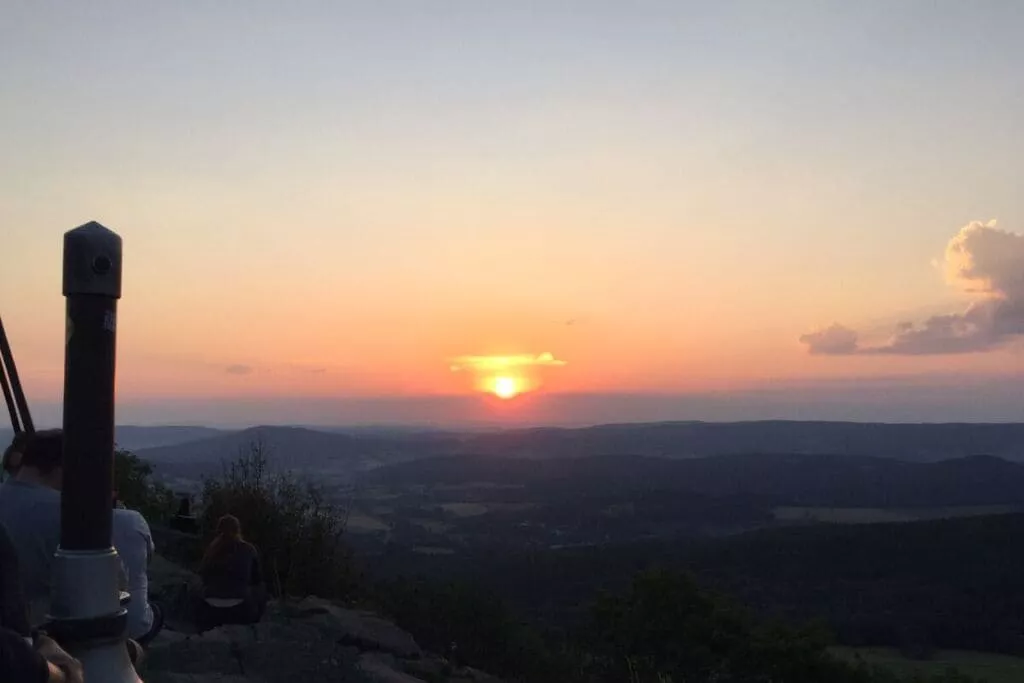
[112,506,162,643]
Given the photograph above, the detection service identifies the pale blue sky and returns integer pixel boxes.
[2,2,1023,424]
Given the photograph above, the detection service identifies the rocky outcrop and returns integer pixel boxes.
[358,653,432,683]
[142,557,503,683]
[289,596,422,658]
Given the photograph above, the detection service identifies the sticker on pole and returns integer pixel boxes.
[104,311,116,332]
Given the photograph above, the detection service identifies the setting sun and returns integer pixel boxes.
[492,376,520,400]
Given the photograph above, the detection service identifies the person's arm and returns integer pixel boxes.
[35,634,83,683]
[143,519,154,567]
[0,627,52,683]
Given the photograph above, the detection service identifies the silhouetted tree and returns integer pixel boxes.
[113,448,177,523]
[199,438,357,599]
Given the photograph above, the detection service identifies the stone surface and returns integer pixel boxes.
[357,653,429,683]
[293,596,423,658]
[449,668,505,683]
[403,656,452,680]
[143,556,500,683]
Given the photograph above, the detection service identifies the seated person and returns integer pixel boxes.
[195,515,267,629]
[0,431,161,645]
[0,431,65,626]
[112,502,163,646]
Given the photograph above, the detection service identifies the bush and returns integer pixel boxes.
[584,568,980,683]
[372,577,575,683]
[114,448,177,524]
[198,438,357,600]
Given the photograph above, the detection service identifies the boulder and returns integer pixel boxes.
[447,667,505,683]
[357,653,428,683]
[402,656,451,680]
[149,553,199,590]
[141,559,504,683]
[294,596,422,658]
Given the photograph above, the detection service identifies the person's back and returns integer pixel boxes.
[200,539,259,600]
[196,515,266,627]
[0,477,62,625]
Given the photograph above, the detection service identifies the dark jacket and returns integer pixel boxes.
[200,540,263,600]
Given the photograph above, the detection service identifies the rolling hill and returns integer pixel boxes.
[137,425,452,486]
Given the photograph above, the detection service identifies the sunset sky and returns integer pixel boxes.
[2,2,1024,425]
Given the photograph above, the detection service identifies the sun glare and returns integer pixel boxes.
[492,376,520,400]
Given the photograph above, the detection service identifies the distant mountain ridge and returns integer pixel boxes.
[453,420,1024,461]
[0,425,225,451]
[137,425,456,486]
[6,420,1024,483]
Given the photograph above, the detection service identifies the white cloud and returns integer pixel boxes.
[802,220,1024,355]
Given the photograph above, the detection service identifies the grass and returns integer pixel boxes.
[831,646,1024,683]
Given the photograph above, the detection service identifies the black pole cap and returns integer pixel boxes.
[63,221,122,299]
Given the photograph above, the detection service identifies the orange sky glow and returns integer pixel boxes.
[3,4,1024,424]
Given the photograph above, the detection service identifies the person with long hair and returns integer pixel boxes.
[196,514,266,629]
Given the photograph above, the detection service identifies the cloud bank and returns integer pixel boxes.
[802,220,1024,355]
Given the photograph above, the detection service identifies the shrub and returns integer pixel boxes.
[198,438,357,599]
[371,577,574,683]
[584,568,980,683]
[114,448,177,524]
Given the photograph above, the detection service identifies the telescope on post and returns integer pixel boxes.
[42,221,142,682]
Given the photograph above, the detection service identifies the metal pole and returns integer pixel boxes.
[48,221,141,683]
[0,343,20,433]
[0,315,33,433]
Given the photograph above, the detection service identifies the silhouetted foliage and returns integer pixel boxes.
[583,568,979,683]
[371,577,575,683]
[369,512,1024,665]
[114,448,177,523]
[199,438,357,599]
[368,566,980,683]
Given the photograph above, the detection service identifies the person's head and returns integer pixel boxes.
[2,431,32,476]
[199,513,244,571]
[216,514,242,541]
[5,429,63,490]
